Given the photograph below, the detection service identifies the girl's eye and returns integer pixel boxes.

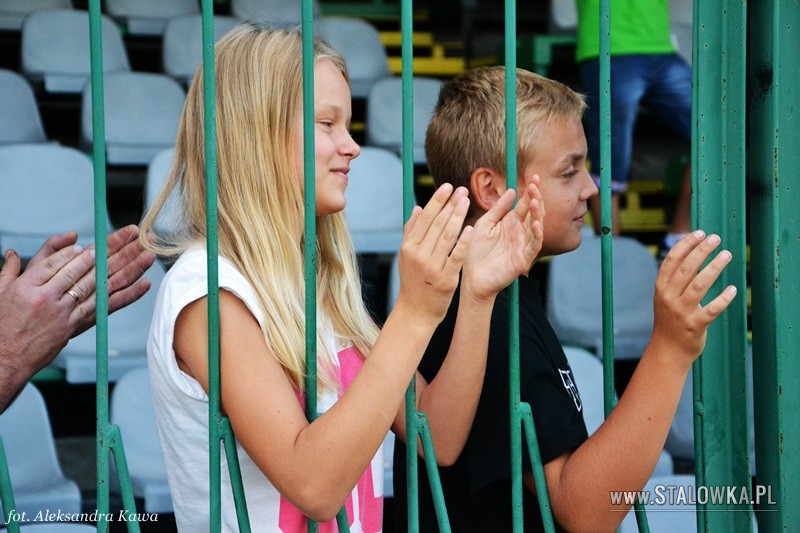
[564,169,579,178]
[319,120,333,128]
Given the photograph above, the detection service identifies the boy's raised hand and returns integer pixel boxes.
[462,179,545,302]
[396,184,473,324]
[650,230,738,368]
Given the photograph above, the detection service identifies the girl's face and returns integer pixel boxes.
[293,59,360,216]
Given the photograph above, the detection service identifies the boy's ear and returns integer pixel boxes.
[469,167,507,212]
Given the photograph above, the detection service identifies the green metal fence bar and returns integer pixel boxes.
[401,5,419,527]
[301,0,318,431]
[505,0,523,525]
[200,2,250,530]
[692,0,751,531]
[299,4,352,532]
[87,1,140,531]
[597,0,615,419]
[107,425,141,522]
[749,1,800,530]
[416,412,455,532]
[596,1,650,529]
[518,405,553,531]
[299,4,350,530]
[401,0,450,530]
[0,439,20,533]
[504,1,554,531]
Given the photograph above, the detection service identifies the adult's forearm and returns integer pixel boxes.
[0,352,32,412]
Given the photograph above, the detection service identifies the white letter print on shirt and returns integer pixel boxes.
[559,368,582,412]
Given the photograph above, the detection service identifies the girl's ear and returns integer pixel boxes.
[469,167,507,213]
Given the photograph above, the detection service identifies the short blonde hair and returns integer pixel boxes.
[140,23,378,392]
[425,66,586,220]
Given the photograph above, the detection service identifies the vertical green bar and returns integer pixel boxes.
[748,1,800,530]
[0,439,20,533]
[299,3,323,532]
[692,0,751,531]
[199,1,223,530]
[505,1,554,530]
[88,4,141,531]
[87,1,111,530]
[398,1,448,527]
[503,0,522,528]
[597,3,650,529]
[301,0,318,433]
[597,0,615,418]
[400,0,415,216]
[199,4,250,531]
[401,0,421,530]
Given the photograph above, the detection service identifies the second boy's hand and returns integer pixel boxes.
[462,178,545,304]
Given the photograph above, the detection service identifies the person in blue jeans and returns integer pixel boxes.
[577,0,692,249]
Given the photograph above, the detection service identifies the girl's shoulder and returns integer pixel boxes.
[162,246,265,327]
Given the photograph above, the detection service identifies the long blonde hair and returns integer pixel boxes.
[140,23,379,392]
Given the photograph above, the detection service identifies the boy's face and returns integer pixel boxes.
[521,118,598,257]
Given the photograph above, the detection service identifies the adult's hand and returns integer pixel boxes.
[68,225,157,336]
[0,226,156,411]
[0,233,94,410]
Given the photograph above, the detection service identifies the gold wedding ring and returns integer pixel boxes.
[67,289,81,303]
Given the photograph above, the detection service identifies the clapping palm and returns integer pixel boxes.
[462,178,545,302]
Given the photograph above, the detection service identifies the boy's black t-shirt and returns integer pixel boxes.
[393,275,589,532]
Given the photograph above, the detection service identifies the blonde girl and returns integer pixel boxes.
[140,23,543,531]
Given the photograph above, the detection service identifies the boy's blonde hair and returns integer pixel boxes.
[426,66,586,220]
[140,23,379,392]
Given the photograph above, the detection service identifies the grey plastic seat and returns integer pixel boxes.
[547,234,658,361]
[145,147,185,237]
[53,261,166,384]
[0,69,47,144]
[0,0,71,31]
[667,344,756,473]
[81,72,185,166]
[0,384,81,525]
[563,346,606,436]
[564,345,673,476]
[110,367,172,513]
[105,0,198,36]
[21,9,130,94]
[670,21,692,66]
[163,14,239,85]
[0,144,111,258]
[669,0,693,65]
[343,147,404,254]
[230,0,320,23]
[366,76,443,165]
[317,16,390,99]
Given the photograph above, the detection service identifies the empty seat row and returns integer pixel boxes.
[3,64,443,170]
[1,66,184,164]
[11,8,394,104]
[22,9,130,94]
[0,0,321,35]
[0,375,171,524]
[0,0,319,34]
[0,144,165,384]
[0,68,46,144]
